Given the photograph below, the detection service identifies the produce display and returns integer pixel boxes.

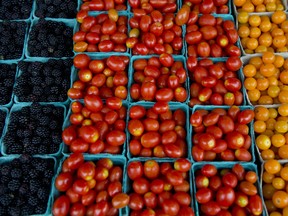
[194,164,263,215]
[0,64,16,105]
[238,11,288,54]
[188,57,243,106]
[190,106,254,161]
[130,55,188,102]
[126,159,194,215]
[127,104,188,158]
[243,52,288,105]
[254,105,288,160]
[14,59,72,103]
[68,54,129,100]
[74,13,128,53]
[0,0,287,215]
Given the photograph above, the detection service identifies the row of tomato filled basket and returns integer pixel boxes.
[1,153,274,216]
[2,9,288,61]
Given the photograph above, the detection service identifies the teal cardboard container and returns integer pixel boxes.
[1,102,67,157]
[192,162,266,216]
[33,0,81,19]
[188,57,247,106]
[185,14,241,58]
[126,102,191,160]
[128,55,190,103]
[62,100,129,157]
[0,61,18,108]
[73,11,130,56]
[14,57,73,105]
[25,18,77,59]
[125,158,195,215]
[190,105,256,162]
[0,154,57,216]
[69,53,131,102]
[0,20,29,61]
[50,155,127,215]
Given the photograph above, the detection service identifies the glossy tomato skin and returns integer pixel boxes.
[52,195,70,216]
[216,186,235,208]
[128,161,143,180]
[200,201,221,215]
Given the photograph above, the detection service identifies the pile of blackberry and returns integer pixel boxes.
[0,64,16,105]
[35,0,78,19]
[3,103,64,155]
[14,59,72,102]
[0,155,55,215]
[27,19,73,57]
[0,21,27,60]
[0,0,33,20]
[0,110,7,137]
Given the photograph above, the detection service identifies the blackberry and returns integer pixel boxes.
[37,188,49,200]
[27,196,39,206]
[18,184,29,195]
[1,165,11,176]
[35,204,47,214]
[0,194,13,206]
[28,19,73,57]
[8,207,20,216]
[10,169,22,179]
[21,206,33,216]
[44,169,54,179]
[29,179,40,194]
[0,110,7,135]
[0,0,33,20]
[8,180,21,191]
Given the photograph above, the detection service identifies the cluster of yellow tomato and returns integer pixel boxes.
[263,160,288,215]
[254,105,288,160]
[238,11,288,54]
[234,0,285,12]
[243,52,288,104]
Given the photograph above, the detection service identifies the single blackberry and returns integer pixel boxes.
[8,179,21,191]
[35,204,47,214]
[10,168,22,179]
[1,165,11,176]
[0,194,13,206]
[37,188,49,200]
[27,196,39,207]
[0,175,10,184]
[8,207,20,216]
[44,169,54,179]
[37,145,48,154]
[0,184,8,195]
[21,206,33,216]
[18,184,29,195]
[29,179,40,194]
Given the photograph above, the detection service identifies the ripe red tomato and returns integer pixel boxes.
[196,188,213,204]
[143,160,160,179]
[133,177,150,194]
[216,186,235,208]
[128,161,144,180]
[52,195,70,216]
[55,172,73,192]
[162,199,180,216]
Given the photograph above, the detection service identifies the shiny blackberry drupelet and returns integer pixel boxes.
[14,59,72,102]
[35,0,78,18]
[27,19,73,57]
[3,103,64,155]
[0,0,33,20]
[0,22,27,60]
[0,64,17,105]
[0,155,55,216]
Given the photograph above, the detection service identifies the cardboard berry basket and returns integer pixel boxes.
[126,102,191,160]
[62,99,129,158]
[192,162,266,216]
[0,61,18,108]
[73,11,131,56]
[240,53,288,106]
[184,14,241,59]
[128,55,190,104]
[50,154,127,216]
[1,102,67,157]
[32,0,82,20]
[69,52,131,104]
[25,18,77,59]
[14,57,73,106]
[190,105,256,163]
[0,154,58,216]
[124,158,195,216]
[237,12,288,56]
[0,20,29,62]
